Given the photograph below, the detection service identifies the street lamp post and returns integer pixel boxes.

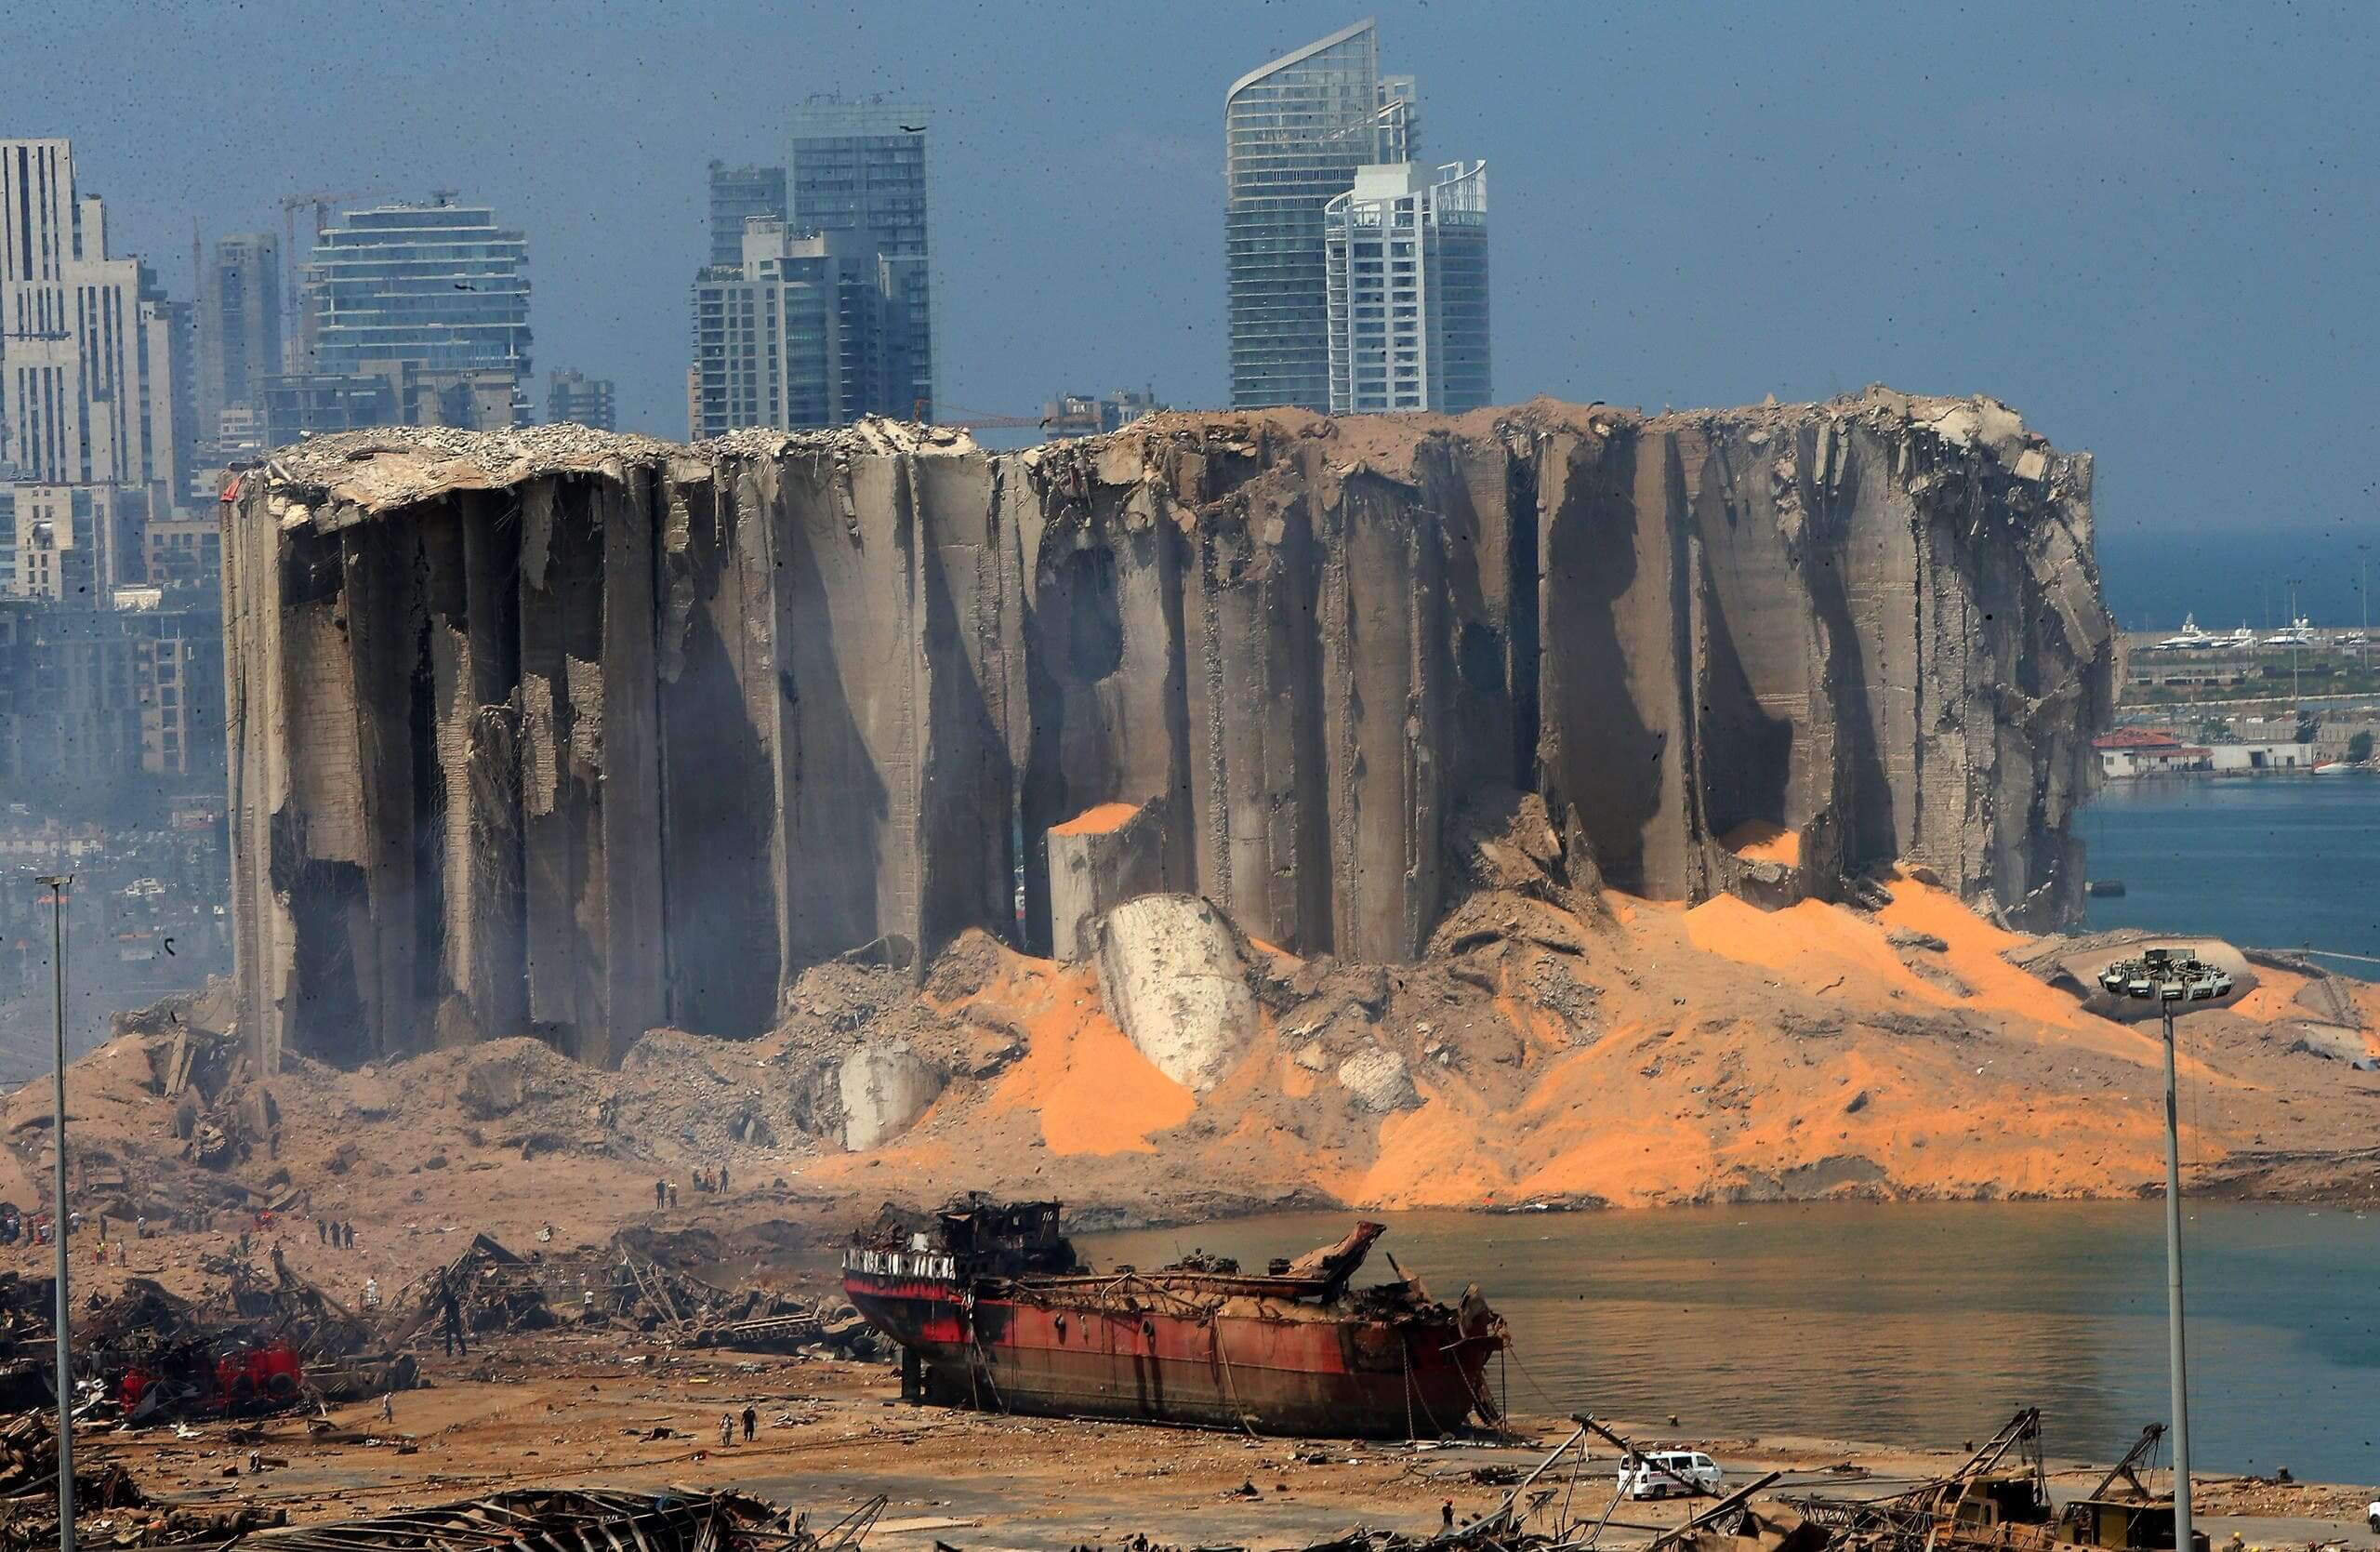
[35,874,75,1552]
[2097,947,2231,1552]
[2360,543,2371,683]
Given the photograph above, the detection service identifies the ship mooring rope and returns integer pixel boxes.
[1403,1333,1451,1438]
[1401,1339,1416,1442]
[1208,1314,1261,1440]
[960,1289,1009,1414]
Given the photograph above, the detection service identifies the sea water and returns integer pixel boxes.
[1085,1200,2380,1480]
[2081,776,2380,981]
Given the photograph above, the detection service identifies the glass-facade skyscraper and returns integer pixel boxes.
[787,96,932,419]
[707,162,787,269]
[305,199,531,423]
[1224,20,1414,412]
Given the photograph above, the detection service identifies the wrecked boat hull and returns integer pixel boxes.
[843,1267,1501,1438]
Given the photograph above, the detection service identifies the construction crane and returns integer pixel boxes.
[2085,1424,2168,1504]
[280,188,393,366]
[281,187,394,262]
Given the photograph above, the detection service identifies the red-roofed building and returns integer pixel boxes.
[2095,728,2210,777]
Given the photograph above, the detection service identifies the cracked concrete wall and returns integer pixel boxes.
[222,391,2110,1068]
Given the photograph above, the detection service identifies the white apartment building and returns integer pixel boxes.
[1323,161,1492,415]
[0,139,182,489]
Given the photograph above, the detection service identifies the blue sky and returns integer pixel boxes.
[25,0,2380,560]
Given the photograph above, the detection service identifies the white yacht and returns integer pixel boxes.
[2263,616,2316,647]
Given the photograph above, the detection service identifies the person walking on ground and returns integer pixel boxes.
[379,1391,394,1426]
[344,1221,356,1250]
[720,1161,730,1193]
[667,1182,680,1210]
[741,1405,756,1441]
[317,1218,327,1244]
[135,1214,146,1240]
[719,1412,734,1449]
[438,1274,469,1357]
[1442,1501,1455,1532]
[654,1179,667,1212]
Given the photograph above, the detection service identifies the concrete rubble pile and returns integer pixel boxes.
[221,392,2112,1068]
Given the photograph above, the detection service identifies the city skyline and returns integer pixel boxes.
[13,0,2380,549]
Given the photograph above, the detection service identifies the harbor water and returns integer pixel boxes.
[2081,774,2380,980]
[1083,1201,2380,1481]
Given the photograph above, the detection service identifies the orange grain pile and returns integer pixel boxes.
[1050,802,1140,837]
[977,961,1195,1155]
[1721,819,1802,867]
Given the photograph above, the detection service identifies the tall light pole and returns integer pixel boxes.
[2359,543,2371,682]
[2099,947,2233,1552]
[35,874,76,1552]
[2285,577,2306,709]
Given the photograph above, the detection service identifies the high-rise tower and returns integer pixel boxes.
[691,219,902,436]
[707,162,787,269]
[194,232,283,455]
[303,196,531,427]
[1224,20,1414,412]
[1324,161,1490,414]
[787,97,932,418]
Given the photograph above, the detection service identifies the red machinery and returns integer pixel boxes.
[118,1337,303,1417]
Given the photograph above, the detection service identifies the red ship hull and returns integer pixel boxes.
[843,1260,1501,1438]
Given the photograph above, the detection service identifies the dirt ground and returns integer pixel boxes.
[63,1331,2380,1552]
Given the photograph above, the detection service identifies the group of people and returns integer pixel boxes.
[4,1202,254,1250]
[4,1208,146,1254]
[718,1406,758,1446]
[317,1217,358,1249]
[654,1164,734,1212]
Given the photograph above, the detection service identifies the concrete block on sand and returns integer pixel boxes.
[1093,895,1256,1093]
[1047,798,1168,962]
[1337,1046,1421,1113]
[837,1041,945,1150]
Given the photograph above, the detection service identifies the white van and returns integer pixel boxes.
[1618,1450,1724,1500]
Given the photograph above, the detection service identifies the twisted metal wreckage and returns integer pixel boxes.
[1268,1408,2198,1552]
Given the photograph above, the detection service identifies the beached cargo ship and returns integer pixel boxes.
[841,1200,1508,1438]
